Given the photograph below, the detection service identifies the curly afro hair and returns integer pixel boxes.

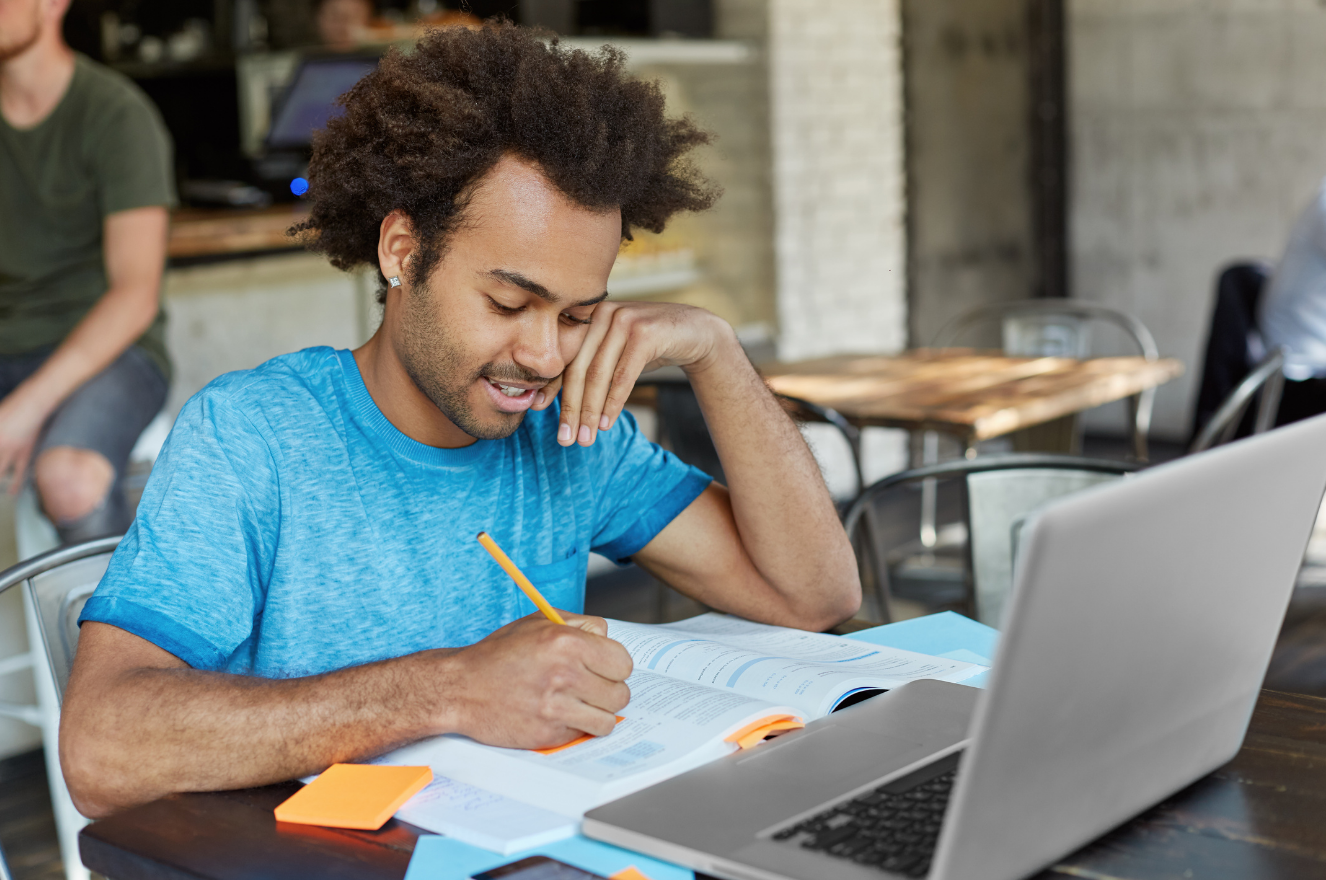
[294,22,720,297]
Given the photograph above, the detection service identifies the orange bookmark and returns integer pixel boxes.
[611,869,655,880]
[724,715,805,750]
[274,764,432,830]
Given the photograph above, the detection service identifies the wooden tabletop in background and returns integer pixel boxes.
[762,350,1185,441]
[78,689,1326,880]
[168,206,309,260]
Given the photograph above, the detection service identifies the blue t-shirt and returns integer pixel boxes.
[81,347,710,679]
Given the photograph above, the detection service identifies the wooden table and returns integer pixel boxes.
[77,688,1326,880]
[168,206,310,261]
[761,350,1184,458]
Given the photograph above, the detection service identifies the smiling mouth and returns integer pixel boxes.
[486,377,541,397]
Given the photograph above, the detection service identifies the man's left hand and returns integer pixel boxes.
[532,301,734,447]
[0,393,50,493]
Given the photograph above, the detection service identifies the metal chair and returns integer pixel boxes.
[1189,348,1286,454]
[0,536,121,880]
[933,299,1160,461]
[645,374,863,499]
[842,455,1138,626]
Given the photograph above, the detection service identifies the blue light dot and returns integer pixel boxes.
[290,177,309,196]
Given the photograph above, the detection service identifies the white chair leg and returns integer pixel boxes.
[15,486,59,563]
[22,589,89,880]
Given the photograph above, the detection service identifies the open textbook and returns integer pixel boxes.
[381,614,984,822]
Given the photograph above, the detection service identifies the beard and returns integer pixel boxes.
[396,279,548,441]
[0,10,40,62]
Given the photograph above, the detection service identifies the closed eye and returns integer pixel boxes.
[487,296,523,315]
[562,312,593,326]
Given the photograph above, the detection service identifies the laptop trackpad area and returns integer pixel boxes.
[734,726,927,793]
[584,680,979,861]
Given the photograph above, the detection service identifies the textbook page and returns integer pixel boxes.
[608,614,985,718]
[380,670,799,817]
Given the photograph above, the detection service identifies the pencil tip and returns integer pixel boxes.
[476,531,487,539]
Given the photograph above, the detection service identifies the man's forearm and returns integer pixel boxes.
[11,282,159,416]
[60,645,457,818]
[684,329,860,625]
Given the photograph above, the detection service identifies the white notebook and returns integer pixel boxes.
[389,774,577,854]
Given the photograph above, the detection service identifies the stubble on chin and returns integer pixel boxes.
[396,283,525,441]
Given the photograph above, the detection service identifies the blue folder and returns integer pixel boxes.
[404,611,998,880]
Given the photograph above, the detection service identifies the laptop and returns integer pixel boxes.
[583,413,1326,880]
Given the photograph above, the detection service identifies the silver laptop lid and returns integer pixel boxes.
[932,414,1326,880]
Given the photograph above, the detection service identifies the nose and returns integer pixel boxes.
[513,311,564,381]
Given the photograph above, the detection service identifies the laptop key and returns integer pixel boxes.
[811,824,861,850]
[775,766,957,876]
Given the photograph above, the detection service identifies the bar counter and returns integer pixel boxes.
[169,205,310,262]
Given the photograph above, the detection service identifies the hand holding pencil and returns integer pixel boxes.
[450,532,632,751]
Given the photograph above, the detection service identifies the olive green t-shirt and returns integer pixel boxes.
[0,53,175,380]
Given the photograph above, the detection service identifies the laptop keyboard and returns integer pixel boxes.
[770,753,959,877]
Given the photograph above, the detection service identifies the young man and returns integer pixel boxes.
[0,0,173,542]
[60,25,860,818]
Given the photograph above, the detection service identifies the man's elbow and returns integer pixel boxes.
[59,708,142,819]
[783,572,862,633]
[119,282,162,336]
[815,578,864,632]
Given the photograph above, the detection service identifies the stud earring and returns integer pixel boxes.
[388,276,402,288]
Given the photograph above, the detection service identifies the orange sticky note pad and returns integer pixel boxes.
[274,764,432,830]
[611,868,654,880]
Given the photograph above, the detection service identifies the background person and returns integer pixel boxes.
[315,0,374,51]
[0,0,174,543]
[1260,176,1326,425]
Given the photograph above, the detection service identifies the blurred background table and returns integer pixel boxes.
[762,349,1184,459]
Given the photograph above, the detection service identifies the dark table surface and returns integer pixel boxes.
[80,688,1326,880]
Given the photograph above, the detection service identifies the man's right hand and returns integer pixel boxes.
[441,611,634,750]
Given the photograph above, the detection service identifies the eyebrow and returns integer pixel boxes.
[486,269,609,308]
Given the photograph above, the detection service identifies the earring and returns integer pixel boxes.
[388,276,402,288]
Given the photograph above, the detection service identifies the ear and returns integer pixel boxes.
[377,210,415,287]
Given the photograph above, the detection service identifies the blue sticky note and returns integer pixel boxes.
[847,610,998,662]
[846,611,997,689]
[404,834,694,880]
[938,648,993,667]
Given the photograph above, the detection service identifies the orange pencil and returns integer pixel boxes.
[477,531,568,625]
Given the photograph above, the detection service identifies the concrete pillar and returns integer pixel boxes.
[903,0,1038,348]
[768,0,907,362]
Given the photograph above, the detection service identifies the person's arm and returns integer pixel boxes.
[0,206,167,488]
[548,302,861,631]
[60,611,632,818]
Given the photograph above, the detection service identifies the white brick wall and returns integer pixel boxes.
[1070,0,1326,439]
[768,0,908,362]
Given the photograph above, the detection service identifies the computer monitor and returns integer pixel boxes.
[265,56,378,150]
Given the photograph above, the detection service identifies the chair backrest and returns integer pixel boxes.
[967,468,1125,627]
[0,537,120,704]
[1189,348,1286,455]
[842,455,1138,626]
[934,299,1160,461]
[933,299,1160,361]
